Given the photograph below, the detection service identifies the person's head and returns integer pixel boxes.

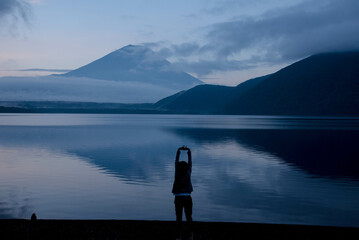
[177,161,189,175]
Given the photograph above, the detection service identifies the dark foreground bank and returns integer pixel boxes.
[0,220,358,240]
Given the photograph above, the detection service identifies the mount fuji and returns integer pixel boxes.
[62,45,202,90]
[0,45,203,103]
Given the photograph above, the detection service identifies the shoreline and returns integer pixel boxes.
[1,219,358,240]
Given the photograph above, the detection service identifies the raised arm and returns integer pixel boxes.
[175,148,181,166]
[187,148,192,170]
[175,146,192,170]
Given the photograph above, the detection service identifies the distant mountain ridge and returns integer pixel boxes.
[156,52,359,116]
[1,51,358,116]
[155,75,269,114]
[62,44,203,90]
[224,51,359,115]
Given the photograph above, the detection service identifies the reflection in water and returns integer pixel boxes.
[0,146,174,220]
[171,128,359,180]
[0,114,358,227]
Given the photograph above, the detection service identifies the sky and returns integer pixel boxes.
[1,0,359,86]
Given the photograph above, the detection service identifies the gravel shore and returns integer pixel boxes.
[1,219,358,240]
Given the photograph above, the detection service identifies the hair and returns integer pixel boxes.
[177,161,189,175]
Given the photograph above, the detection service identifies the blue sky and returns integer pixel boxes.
[1,0,359,85]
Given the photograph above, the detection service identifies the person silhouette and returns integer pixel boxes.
[172,145,193,240]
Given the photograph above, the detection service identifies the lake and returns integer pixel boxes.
[0,114,358,227]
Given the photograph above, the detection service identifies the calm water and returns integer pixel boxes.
[0,114,358,227]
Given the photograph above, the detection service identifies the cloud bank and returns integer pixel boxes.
[205,0,359,60]
[152,0,359,76]
[0,76,177,103]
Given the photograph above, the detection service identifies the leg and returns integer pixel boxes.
[184,196,193,239]
[175,196,184,222]
[175,196,184,239]
[184,195,193,239]
[184,196,193,222]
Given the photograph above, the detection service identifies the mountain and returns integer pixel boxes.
[62,44,203,90]
[224,52,359,115]
[155,75,269,114]
[2,50,357,114]
[0,45,203,103]
[156,52,359,116]
[0,106,31,113]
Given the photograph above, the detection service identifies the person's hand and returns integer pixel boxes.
[179,145,189,151]
[183,145,191,151]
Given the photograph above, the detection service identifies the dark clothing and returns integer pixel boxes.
[175,195,193,238]
[172,148,194,238]
[175,195,193,222]
[172,149,193,194]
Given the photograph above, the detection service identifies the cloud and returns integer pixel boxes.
[0,0,31,32]
[20,68,72,73]
[205,0,359,61]
[0,76,178,103]
[201,0,303,16]
[201,0,270,15]
[0,0,30,19]
[151,0,359,76]
[167,59,256,76]
[28,0,42,4]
